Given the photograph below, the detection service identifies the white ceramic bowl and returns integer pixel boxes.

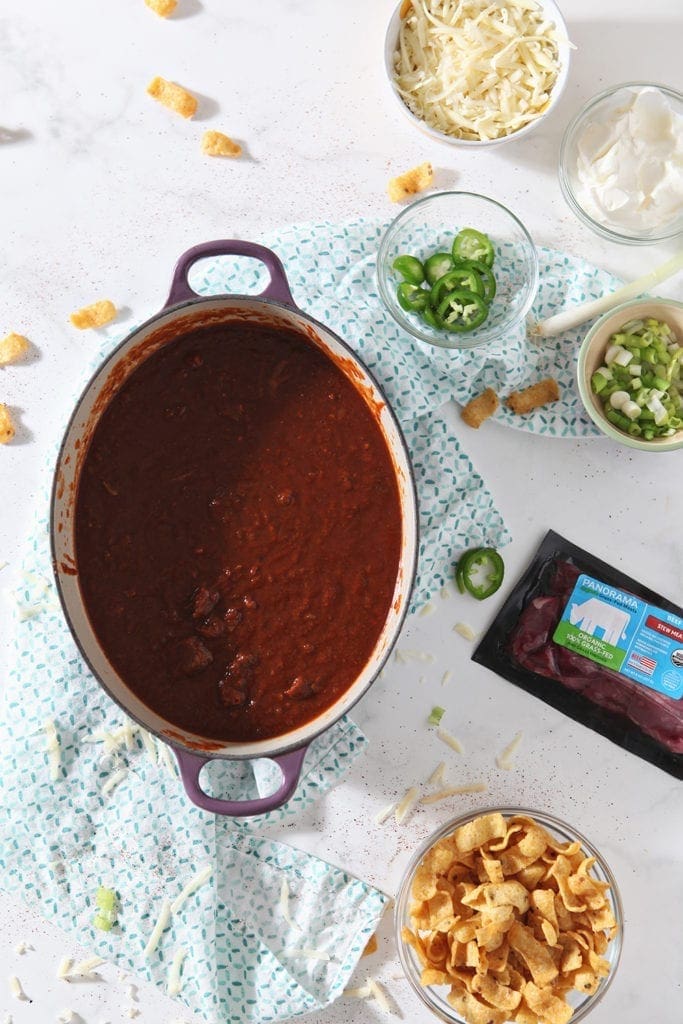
[577,297,683,452]
[384,0,572,147]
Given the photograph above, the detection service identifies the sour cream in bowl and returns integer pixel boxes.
[560,82,683,243]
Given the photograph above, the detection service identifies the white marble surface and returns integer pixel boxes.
[1,0,682,1022]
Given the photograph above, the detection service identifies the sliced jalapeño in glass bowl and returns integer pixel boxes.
[391,228,497,336]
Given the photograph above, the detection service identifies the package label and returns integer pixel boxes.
[553,573,683,699]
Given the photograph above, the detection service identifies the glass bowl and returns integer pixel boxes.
[384,0,572,148]
[395,806,623,1024]
[377,192,539,350]
[559,82,683,244]
[577,296,683,453]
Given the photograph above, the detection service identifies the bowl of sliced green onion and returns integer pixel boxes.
[377,191,538,350]
[578,298,683,451]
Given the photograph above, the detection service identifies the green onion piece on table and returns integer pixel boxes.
[428,706,446,726]
[93,886,118,932]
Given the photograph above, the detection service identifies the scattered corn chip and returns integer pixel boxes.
[0,404,15,444]
[387,161,433,202]
[0,333,29,366]
[147,77,197,119]
[201,130,242,157]
[507,378,560,415]
[461,388,499,428]
[145,0,177,16]
[362,933,378,957]
[70,300,117,330]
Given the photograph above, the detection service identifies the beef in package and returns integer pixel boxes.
[473,530,683,779]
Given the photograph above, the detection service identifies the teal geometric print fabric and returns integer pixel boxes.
[0,537,388,1023]
[0,218,519,1023]
[190,219,620,437]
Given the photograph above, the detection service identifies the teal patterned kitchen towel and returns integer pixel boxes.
[190,219,620,437]
[0,531,388,1024]
[0,218,514,1024]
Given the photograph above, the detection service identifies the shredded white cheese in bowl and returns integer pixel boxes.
[384,0,572,146]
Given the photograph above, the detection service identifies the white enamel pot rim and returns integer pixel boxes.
[50,239,419,817]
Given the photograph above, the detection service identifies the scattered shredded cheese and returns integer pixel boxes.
[453,622,478,641]
[496,730,523,770]
[44,719,61,781]
[167,948,186,997]
[374,802,396,825]
[156,739,176,776]
[344,983,372,998]
[367,978,393,1014]
[441,670,453,686]
[144,899,172,958]
[393,0,565,142]
[14,942,30,954]
[120,719,135,751]
[396,649,435,664]
[57,1011,76,1024]
[139,727,158,763]
[284,947,331,962]
[71,956,105,977]
[427,761,446,787]
[8,977,26,1001]
[439,586,451,600]
[171,864,212,915]
[418,601,435,617]
[57,957,73,979]
[394,785,420,825]
[101,767,128,795]
[437,726,464,754]
[421,782,487,804]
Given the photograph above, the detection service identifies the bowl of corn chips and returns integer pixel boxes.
[396,808,622,1024]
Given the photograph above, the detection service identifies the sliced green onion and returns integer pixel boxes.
[93,886,118,931]
[428,706,446,726]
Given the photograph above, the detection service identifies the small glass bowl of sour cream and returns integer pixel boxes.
[559,82,683,244]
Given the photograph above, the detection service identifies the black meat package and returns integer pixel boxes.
[473,530,683,779]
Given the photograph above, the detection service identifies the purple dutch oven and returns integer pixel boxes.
[51,240,418,817]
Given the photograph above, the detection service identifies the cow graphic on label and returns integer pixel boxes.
[569,598,630,645]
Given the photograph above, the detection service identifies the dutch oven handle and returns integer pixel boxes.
[174,745,308,817]
[165,239,296,308]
